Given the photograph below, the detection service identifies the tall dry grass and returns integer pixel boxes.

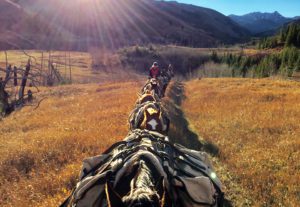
[0,81,143,207]
[183,78,300,206]
[0,50,141,84]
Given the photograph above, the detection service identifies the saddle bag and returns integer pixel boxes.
[165,144,223,207]
[173,176,217,207]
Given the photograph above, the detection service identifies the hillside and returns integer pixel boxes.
[0,0,249,50]
[0,1,70,49]
[229,11,292,35]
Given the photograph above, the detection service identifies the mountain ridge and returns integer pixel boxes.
[229,11,296,35]
[0,0,249,50]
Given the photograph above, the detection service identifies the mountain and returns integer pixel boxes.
[229,11,292,35]
[0,0,70,49]
[0,0,250,50]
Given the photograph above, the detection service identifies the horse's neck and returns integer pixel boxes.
[134,161,154,189]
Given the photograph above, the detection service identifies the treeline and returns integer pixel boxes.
[216,47,300,77]
[115,45,300,78]
[259,22,300,49]
[119,45,211,75]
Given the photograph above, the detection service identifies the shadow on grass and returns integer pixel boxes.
[163,81,233,207]
[163,81,219,155]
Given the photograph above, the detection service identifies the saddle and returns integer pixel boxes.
[60,130,224,207]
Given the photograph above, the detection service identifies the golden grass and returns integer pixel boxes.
[0,50,138,84]
[0,80,144,207]
[183,78,300,206]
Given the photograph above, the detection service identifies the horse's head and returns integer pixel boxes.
[150,78,159,86]
[139,104,169,134]
[105,159,169,207]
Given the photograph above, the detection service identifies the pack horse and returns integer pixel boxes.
[60,63,224,207]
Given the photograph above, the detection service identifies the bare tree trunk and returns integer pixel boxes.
[0,79,8,115]
[48,50,52,78]
[65,51,67,79]
[13,66,18,86]
[41,51,44,85]
[18,60,31,101]
[69,52,72,83]
[4,65,11,86]
[51,63,62,82]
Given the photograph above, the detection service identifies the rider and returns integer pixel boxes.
[149,62,161,79]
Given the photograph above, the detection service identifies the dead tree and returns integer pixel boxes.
[51,63,63,82]
[0,77,9,115]
[18,60,31,102]
[5,65,11,82]
[0,58,42,116]
[0,65,12,115]
[13,66,18,86]
[69,52,72,83]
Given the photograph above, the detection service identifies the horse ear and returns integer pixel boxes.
[105,182,126,207]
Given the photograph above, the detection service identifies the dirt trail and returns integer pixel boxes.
[163,81,252,207]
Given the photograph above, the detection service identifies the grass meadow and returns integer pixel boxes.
[0,80,144,207]
[183,78,300,206]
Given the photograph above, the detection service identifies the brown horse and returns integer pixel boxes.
[129,102,169,135]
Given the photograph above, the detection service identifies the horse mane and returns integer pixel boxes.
[122,160,161,206]
[123,189,160,207]
[110,148,169,207]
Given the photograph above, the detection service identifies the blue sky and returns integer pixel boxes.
[165,0,300,17]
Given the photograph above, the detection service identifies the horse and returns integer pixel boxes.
[60,129,224,207]
[157,75,170,96]
[141,78,164,98]
[129,102,170,135]
[105,140,171,207]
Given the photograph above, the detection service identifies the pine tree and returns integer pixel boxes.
[279,28,285,43]
[297,32,300,47]
[296,56,300,71]
[211,51,219,63]
[285,24,297,47]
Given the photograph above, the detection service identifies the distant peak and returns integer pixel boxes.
[273,11,283,16]
[230,11,287,19]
